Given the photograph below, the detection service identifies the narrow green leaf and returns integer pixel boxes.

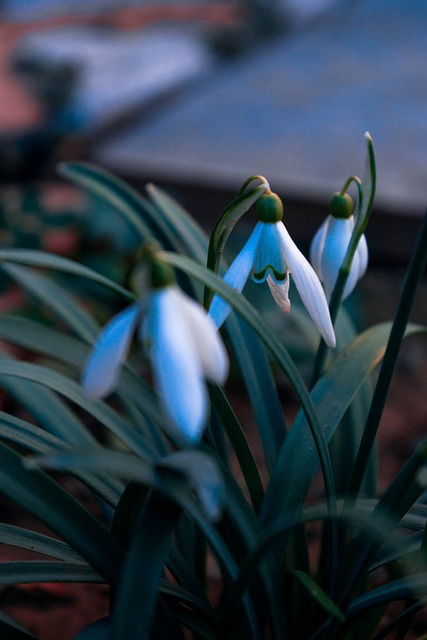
[261,322,424,528]
[377,438,427,523]
[209,385,264,514]
[347,573,427,618]
[32,448,262,638]
[0,523,84,563]
[2,262,99,342]
[227,317,286,472]
[0,314,89,366]
[146,183,209,264]
[157,450,225,522]
[0,314,165,435]
[0,352,97,447]
[290,570,345,622]
[161,251,339,597]
[0,441,124,584]
[60,162,199,271]
[0,359,156,459]
[111,491,181,640]
[348,209,427,500]
[0,561,101,585]
[0,410,123,506]
[58,161,151,239]
[0,247,132,300]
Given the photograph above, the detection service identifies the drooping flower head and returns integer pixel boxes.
[82,255,229,443]
[208,190,336,348]
[310,192,368,300]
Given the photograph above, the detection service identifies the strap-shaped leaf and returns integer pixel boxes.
[261,322,424,527]
[32,448,262,638]
[0,314,165,435]
[0,248,132,300]
[2,262,100,342]
[0,360,156,460]
[146,183,209,264]
[0,410,122,506]
[290,570,345,622]
[0,560,101,585]
[60,161,192,260]
[0,442,123,584]
[111,491,182,640]
[0,523,84,563]
[347,573,427,619]
[58,161,152,239]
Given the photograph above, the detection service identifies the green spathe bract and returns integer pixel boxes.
[0,133,425,640]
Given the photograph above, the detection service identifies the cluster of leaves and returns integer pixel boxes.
[0,153,426,640]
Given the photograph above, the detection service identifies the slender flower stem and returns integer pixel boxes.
[340,175,362,202]
[346,209,427,504]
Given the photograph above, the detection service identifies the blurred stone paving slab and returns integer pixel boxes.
[94,0,427,217]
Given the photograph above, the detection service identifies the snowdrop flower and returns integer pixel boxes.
[208,191,336,348]
[310,192,368,300]
[82,259,229,443]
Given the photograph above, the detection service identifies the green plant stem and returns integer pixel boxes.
[346,209,427,502]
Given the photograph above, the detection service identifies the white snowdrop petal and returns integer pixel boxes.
[342,233,369,299]
[309,218,328,279]
[319,217,353,298]
[208,222,263,328]
[145,289,208,443]
[82,304,140,399]
[277,222,336,348]
[177,289,229,384]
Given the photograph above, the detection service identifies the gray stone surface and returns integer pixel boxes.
[94,0,427,216]
[14,24,213,132]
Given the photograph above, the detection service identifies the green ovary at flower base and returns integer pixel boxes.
[208,190,336,348]
[82,257,229,443]
[310,192,368,300]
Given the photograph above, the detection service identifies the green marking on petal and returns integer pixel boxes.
[252,265,287,283]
